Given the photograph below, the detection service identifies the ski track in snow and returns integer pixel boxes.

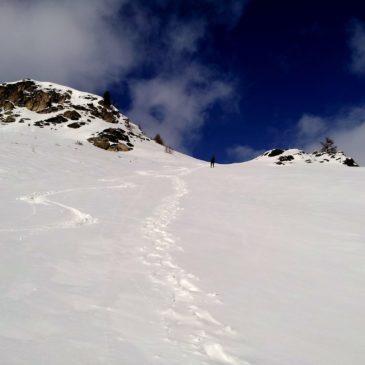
[0,182,135,233]
[140,167,248,365]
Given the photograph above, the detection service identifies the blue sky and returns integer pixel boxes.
[1,0,365,163]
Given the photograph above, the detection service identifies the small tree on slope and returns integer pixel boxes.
[103,91,111,107]
[154,134,164,146]
[320,137,337,154]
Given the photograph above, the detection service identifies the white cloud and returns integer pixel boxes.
[331,122,365,164]
[349,20,365,74]
[0,0,134,91]
[297,114,326,139]
[296,107,365,165]
[226,144,264,162]
[167,20,206,54]
[128,65,233,149]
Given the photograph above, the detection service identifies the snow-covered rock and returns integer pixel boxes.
[257,148,359,166]
[0,79,150,151]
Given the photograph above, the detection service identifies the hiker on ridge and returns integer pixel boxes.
[210,155,216,168]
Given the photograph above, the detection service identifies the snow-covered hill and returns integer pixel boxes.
[0,79,149,151]
[257,148,359,166]
[0,81,364,365]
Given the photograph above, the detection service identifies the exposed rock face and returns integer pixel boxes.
[67,122,85,129]
[0,79,148,152]
[88,137,110,150]
[259,149,359,167]
[108,143,130,152]
[0,80,70,113]
[343,158,358,167]
[265,149,284,157]
[98,128,131,143]
[34,115,68,127]
[3,100,15,111]
[4,115,16,123]
[278,155,294,162]
[88,128,133,151]
[63,110,81,120]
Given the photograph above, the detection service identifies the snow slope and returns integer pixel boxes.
[0,123,364,364]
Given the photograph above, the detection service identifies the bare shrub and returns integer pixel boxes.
[320,137,337,154]
[154,134,164,146]
[165,145,173,154]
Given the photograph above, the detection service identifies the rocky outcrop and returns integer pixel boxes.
[34,115,68,127]
[0,80,70,113]
[88,128,133,151]
[67,122,85,129]
[88,137,111,150]
[0,79,121,125]
[2,100,15,111]
[259,149,359,167]
[4,115,16,123]
[108,142,130,152]
[343,158,358,167]
[265,149,284,157]
[0,79,148,153]
[63,110,81,120]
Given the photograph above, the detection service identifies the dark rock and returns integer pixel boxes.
[67,122,85,129]
[88,137,110,150]
[343,158,359,167]
[34,115,67,127]
[266,149,285,157]
[0,80,70,113]
[44,115,68,124]
[4,115,16,123]
[2,100,14,111]
[63,110,81,120]
[99,128,130,143]
[72,105,88,112]
[108,143,131,152]
[88,128,132,151]
[34,121,50,126]
[100,108,118,123]
[278,155,294,162]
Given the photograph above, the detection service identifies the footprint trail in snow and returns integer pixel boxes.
[140,167,247,364]
[0,182,135,233]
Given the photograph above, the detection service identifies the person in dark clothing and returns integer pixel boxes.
[210,155,216,168]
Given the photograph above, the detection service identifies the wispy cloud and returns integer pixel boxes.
[0,0,135,90]
[349,19,365,74]
[128,65,233,150]
[226,144,264,162]
[297,114,327,141]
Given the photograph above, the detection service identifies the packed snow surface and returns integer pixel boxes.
[0,125,364,364]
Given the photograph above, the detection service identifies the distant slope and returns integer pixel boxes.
[256,148,359,167]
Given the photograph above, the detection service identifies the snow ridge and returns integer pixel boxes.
[256,148,359,166]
